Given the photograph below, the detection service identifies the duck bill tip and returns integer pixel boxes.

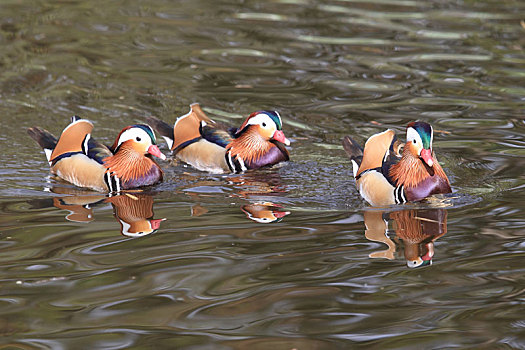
[150,218,165,230]
[148,145,166,160]
[273,211,290,218]
[273,130,290,146]
[420,148,433,167]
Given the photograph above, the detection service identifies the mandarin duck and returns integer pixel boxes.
[343,122,451,206]
[28,116,165,193]
[145,103,290,174]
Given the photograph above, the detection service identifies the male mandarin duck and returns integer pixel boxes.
[27,116,166,193]
[145,103,290,174]
[343,121,451,206]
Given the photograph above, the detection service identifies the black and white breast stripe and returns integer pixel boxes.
[104,171,121,194]
[81,134,91,155]
[225,150,247,173]
[394,185,406,204]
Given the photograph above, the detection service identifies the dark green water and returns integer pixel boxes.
[1,0,524,348]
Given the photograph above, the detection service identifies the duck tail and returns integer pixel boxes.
[145,116,175,150]
[27,127,58,163]
[342,136,363,178]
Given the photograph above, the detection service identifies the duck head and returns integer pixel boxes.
[405,121,434,168]
[241,202,290,223]
[406,242,434,268]
[235,111,290,146]
[111,124,166,160]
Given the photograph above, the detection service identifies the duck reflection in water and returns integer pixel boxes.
[364,208,447,268]
[241,202,290,223]
[185,171,291,223]
[46,186,164,237]
[106,193,165,238]
[230,171,290,223]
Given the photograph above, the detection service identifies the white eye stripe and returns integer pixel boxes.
[117,128,153,147]
[406,127,423,146]
[246,114,277,129]
[274,111,282,128]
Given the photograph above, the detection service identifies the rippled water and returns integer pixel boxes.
[1,0,524,348]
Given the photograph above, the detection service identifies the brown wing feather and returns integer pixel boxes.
[50,120,93,161]
[172,103,214,151]
[357,129,396,177]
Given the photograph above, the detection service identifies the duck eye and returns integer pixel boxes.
[136,137,142,142]
[413,139,417,144]
[262,122,266,127]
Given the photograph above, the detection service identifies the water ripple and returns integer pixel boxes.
[1,0,525,348]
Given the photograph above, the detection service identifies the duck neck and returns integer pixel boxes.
[389,147,448,188]
[103,146,158,182]
[227,131,271,164]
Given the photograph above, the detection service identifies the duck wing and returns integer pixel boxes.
[358,129,402,186]
[342,136,364,178]
[86,137,113,164]
[200,122,232,148]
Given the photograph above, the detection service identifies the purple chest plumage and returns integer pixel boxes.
[245,144,289,169]
[120,165,163,190]
[404,175,452,202]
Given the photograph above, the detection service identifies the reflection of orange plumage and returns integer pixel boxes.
[47,186,164,236]
[50,187,105,223]
[52,196,105,223]
[363,211,395,260]
[363,208,447,268]
[232,173,290,223]
[391,209,447,243]
[241,202,290,223]
[106,193,165,237]
[391,209,447,267]
[179,172,289,223]
[229,172,287,199]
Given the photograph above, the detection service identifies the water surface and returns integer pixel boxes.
[1,0,524,348]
